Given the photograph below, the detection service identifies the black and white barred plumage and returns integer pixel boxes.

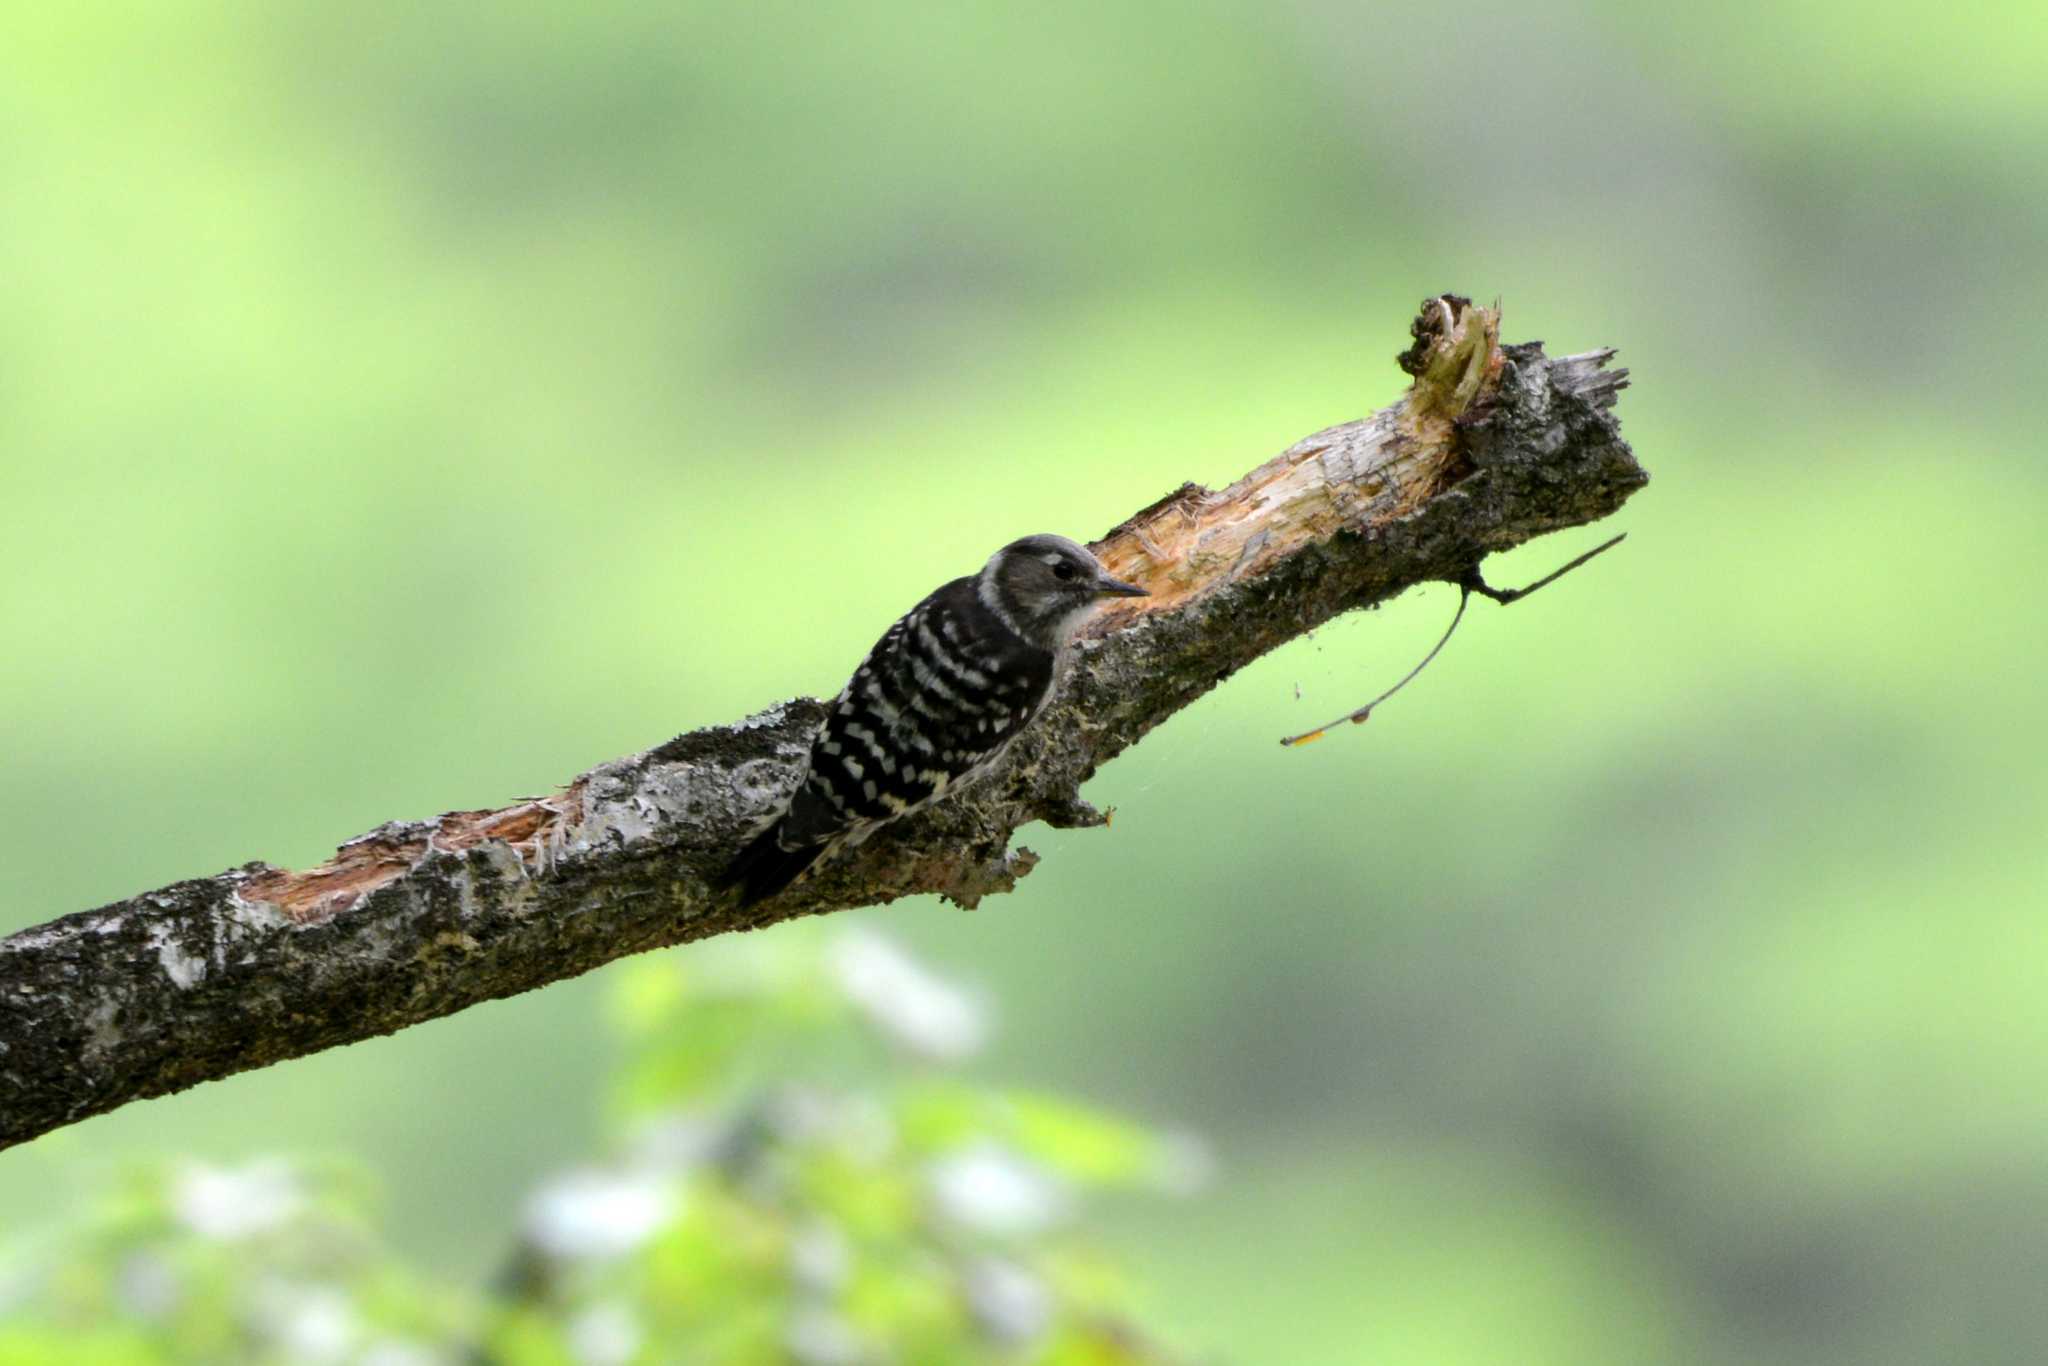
[719,534,1146,906]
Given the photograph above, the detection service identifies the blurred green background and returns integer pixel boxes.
[4,1,2045,1361]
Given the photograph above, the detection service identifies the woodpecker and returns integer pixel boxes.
[719,534,1147,906]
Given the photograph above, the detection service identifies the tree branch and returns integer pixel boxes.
[0,298,1648,1152]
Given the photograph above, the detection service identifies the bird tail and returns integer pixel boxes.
[716,818,827,907]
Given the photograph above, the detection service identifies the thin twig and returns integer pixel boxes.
[1463,533,1627,604]
[1280,534,1628,747]
[1280,591,1470,746]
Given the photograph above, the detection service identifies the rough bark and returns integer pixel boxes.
[0,298,1648,1152]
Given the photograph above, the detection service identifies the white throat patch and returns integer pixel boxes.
[976,569,1029,640]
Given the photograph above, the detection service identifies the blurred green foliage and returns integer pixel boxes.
[0,935,1187,1363]
[2,1,2044,1362]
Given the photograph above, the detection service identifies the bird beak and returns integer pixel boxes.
[1095,574,1149,598]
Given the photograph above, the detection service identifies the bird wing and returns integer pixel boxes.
[781,578,1053,848]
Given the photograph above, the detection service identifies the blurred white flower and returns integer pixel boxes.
[760,1087,898,1163]
[567,1302,643,1366]
[115,1253,180,1319]
[358,1341,445,1366]
[833,1094,898,1165]
[788,1218,851,1295]
[0,1261,30,1317]
[765,1084,842,1143]
[252,1281,357,1366]
[523,1167,679,1262]
[830,931,987,1061]
[1153,1129,1218,1195]
[786,1306,869,1366]
[963,1256,1054,1346]
[625,1109,726,1172]
[171,1159,303,1241]
[927,1143,1069,1236]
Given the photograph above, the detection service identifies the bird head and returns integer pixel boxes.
[979,534,1147,649]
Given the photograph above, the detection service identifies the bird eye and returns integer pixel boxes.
[1052,562,1077,581]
